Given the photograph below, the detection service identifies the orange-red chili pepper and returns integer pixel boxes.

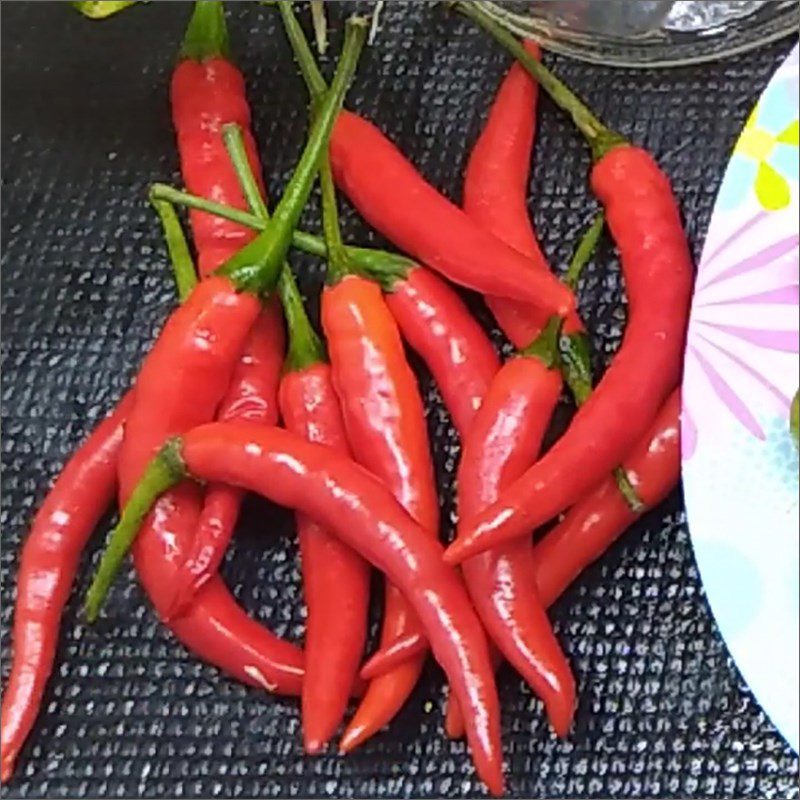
[446,6,693,564]
[323,275,438,751]
[278,4,438,751]
[89,423,504,795]
[0,392,134,783]
[164,2,286,617]
[277,268,370,754]
[85,15,368,701]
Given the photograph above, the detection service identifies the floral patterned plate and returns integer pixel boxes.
[682,43,799,753]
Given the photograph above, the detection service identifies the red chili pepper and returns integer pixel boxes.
[329,109,574,317]
[278,5,439,751]
[464,38,566,348]
[446,6,693,564]
[322,275,438,751]
[373,263,500,437]
[359,391,681,691]
[277,268,370,753]
[85,18,368,707]
[0,392,134,783]
[163,4,286,617]
[534,389,681,606]
[457,319,576,737]
[90,423,504,795]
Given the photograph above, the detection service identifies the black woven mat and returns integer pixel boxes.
[2,2,798,798]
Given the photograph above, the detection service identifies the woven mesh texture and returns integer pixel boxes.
[1,2,798,798]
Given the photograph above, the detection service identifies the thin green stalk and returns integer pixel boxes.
[180,1,229,61]
[84,439,187,622]
[520,315,562,368]
[279,1,329,100]
[149,184,413,289]
[221,123,269,219]
[149,195,198,302]
[279,267,326,370]
[279,2,353,283]
[564,213,604,291]
[215,15,367,295]
[791,390,799,450]
[222,122,325,371]
[453,1,627,162]
[555,216,643,510]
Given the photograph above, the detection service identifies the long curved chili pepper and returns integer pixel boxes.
[446,4,693,564]
[86,20,368,711]
[463,39,556,347]
[277,268,370,754]
[87,423,504,795]
[360,390,682,685]
[164,3,286,617]
[534,388,681,606]
[280,4,438,752]
[458,319,575,737]
[0,392,134,783]
[151,181,501,441]
[216,120,369,745]
[276,3,571,318]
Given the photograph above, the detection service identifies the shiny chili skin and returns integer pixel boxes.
[457,355,575,737]
[463,39,581,348]
[533,389,681,607]
[321,274,439,753]
[177,422,504,795]
[117,275,305,693]
[447,146,693,564]
[0,391,134,783]
[383,265,500,437]
[170,55,264,279]
[278,362,370,754]
[361,391,681,688]
[329,109,574,317]
[167,19,286,616]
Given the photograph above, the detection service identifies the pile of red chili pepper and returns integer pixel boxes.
[0,2,692,794]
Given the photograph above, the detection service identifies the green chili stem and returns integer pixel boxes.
[520,315,562,368]
[84,438,187,622]
[149,182,413,287]
[222,122,325,371]
[279,1,329,100]
[215,15,367,295]
[279,2,352,284]
[221,123,269,219]
[564,213,604,291]
[149,195,198,302]
[180,1,229,62]
[278,266,326,370]
[453,1,627,162]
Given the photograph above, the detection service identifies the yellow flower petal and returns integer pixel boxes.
[776,119,799,146]
[754,161,791,210]
[737,126,776,162]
